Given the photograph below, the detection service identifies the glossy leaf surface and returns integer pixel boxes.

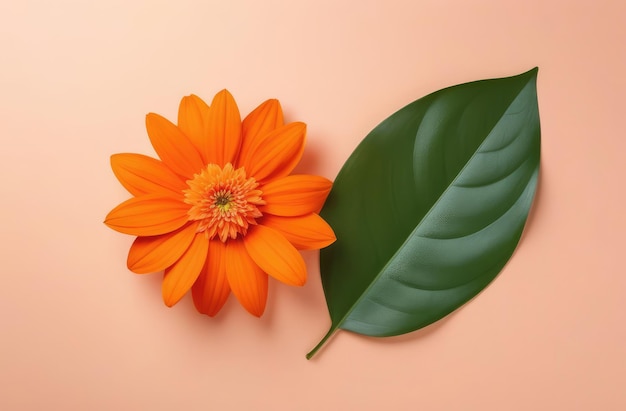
[308,69,540,358]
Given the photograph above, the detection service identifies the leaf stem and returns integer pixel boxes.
[306,328,336,360]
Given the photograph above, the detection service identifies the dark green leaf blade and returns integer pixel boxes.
[308,69,540,359]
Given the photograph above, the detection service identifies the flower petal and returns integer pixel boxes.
[146,112,205,178]
[127,222,198,274]
[104,194,189,236]
[261,214,336,250]
[192,240,231,316]
[241,98,284,143]
[110,153,186,197]
[260,175,332,216]
[225,239,268,317]
[162,232,208,307]
[243,225,306,286]
[206,89,242,166]
[239,99,284,171]
[177,94,211,163]
[238,122,306,183]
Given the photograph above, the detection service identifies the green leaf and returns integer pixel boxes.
[308,68,540,359]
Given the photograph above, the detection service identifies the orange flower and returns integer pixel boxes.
[105,90,336,317]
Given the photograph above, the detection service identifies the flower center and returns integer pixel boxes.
[183,163,265,242]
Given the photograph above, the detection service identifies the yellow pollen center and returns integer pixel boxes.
[183,163,265,242]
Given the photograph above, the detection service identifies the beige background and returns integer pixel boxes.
[2,0,625,409]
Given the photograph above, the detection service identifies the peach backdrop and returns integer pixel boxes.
[1,0,625,409]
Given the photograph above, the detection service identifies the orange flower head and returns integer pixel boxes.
[104,90,336,317]
[184,163,265,242]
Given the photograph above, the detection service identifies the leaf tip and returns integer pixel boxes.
[524,66,539,79]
